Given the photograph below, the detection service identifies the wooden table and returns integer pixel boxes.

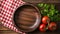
[0,0,60,34]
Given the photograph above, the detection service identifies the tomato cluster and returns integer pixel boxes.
[39,16,57,32]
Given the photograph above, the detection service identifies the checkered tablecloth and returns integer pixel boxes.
[0,0,26,34]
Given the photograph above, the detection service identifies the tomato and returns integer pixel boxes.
[42,16,50,24]
[39,24,46,32]
[48,22,57,31]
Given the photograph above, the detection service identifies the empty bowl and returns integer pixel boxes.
[13,4,41,32]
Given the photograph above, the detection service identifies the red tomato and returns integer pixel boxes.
[39,24,46,32]
[48,22,57,31]
[42,16,50,24]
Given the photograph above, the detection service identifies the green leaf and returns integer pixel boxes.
[47,14,50,17]
[49,9,56,16]
[46,5,50,9]
[44,4,47,8]
[55,10,58,14]
[38,3,44,7]
[40,3,44,7]
[44,9,48,13]
[44,4,50,9]
[50,4,55,9]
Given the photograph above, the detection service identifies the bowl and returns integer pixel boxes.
[13,3,41,32]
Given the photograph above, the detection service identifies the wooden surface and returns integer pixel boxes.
[0,0,60,34]
[0,30,18,34]
[23,0,60,3]
[0,25,19,34]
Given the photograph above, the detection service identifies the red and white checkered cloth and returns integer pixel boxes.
[0,0,26,34]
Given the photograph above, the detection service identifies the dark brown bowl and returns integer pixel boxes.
[13,4,41,32]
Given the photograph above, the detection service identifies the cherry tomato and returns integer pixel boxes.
[42,16,50,24]
[48,22,57,31]
[39,24,46,32]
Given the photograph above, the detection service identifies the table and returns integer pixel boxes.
[0,0,60,34]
